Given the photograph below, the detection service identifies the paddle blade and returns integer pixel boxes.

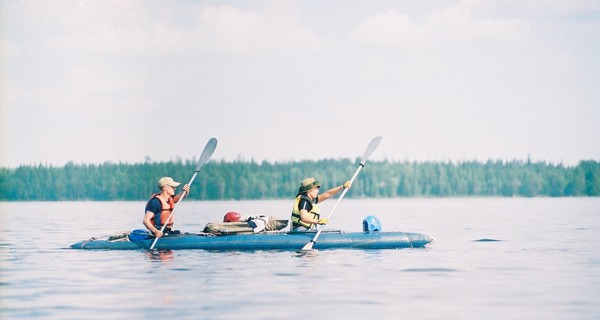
[301,240,315,251]
[195,138,218,171]
[360,136,382,164]
[298,136,381,252]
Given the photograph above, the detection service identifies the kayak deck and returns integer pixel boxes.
[70,230,435,251]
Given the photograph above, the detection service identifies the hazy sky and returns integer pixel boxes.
[1,0,599,168]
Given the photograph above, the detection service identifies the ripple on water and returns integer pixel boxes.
[402,268,458,273]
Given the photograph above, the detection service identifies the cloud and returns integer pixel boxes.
[73,2,323,55]
[491,0,598,17]
[2,1,323,57]
[188,4,324,54]
[351,10,422,49]
[351,0,531,49]
[1,0,598,167]
[41,1,151,55]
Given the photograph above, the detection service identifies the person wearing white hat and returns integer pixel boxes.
[143,177,191,237]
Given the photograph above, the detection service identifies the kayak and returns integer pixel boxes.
[70,230,435,251]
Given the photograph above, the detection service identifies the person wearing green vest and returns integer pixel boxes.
[290,177,351,232]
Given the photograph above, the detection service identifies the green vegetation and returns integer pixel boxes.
[1,159,599,201]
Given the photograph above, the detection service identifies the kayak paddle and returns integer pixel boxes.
[149,137,218,250]
[300,136,382,251]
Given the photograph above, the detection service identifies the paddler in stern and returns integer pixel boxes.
[144,177,190,238]
[290,177,351,232]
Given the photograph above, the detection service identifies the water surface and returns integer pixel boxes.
[1,198,599,319]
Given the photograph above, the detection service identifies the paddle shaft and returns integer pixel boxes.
[149,138,217,250]
[149,174,197,250]
[309,163,364,243]
[159,171,199,230]
[301,136,381,251]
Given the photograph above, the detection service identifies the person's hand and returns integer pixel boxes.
[343,181,351,189]
[318,218,328,225]
[154,229,163,238]
[182,184,190,194]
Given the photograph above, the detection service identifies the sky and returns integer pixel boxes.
[1,0,599,168]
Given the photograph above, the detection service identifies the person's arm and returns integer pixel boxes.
[298,200,328,225]
[143,198,163,237]
[300,209,328,225]
[299,209,319,225]
[318,181,351,202]
[298,199,318,225]
[173,184,191,202]
[143,211,163,238]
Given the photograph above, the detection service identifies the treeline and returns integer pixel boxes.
[0,159,599,201]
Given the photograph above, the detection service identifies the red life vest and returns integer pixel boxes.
[147,194,175,229]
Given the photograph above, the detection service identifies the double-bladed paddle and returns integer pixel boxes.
[149,137,218,250]
[300,136,382,251]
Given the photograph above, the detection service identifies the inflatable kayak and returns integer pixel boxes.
[70,230,435,251]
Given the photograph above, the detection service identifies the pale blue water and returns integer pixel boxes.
[1,198,599,319]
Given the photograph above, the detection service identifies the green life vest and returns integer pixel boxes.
[291,194,321,229]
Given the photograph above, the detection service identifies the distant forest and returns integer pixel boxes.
[1,159,599,201]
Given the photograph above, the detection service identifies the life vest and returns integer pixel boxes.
[291,194,321,229]
[146,194,175,230]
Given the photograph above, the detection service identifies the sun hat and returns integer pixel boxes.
[158,177,181,189]
[297,177,320,194]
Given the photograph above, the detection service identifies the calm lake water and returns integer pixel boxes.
[1,198,599,319]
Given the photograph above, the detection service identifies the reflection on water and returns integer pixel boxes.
[402,267,457,273]
[1,198,600,319]
[145,250,175,262]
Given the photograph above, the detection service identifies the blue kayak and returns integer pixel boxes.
[70,230,435,251]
